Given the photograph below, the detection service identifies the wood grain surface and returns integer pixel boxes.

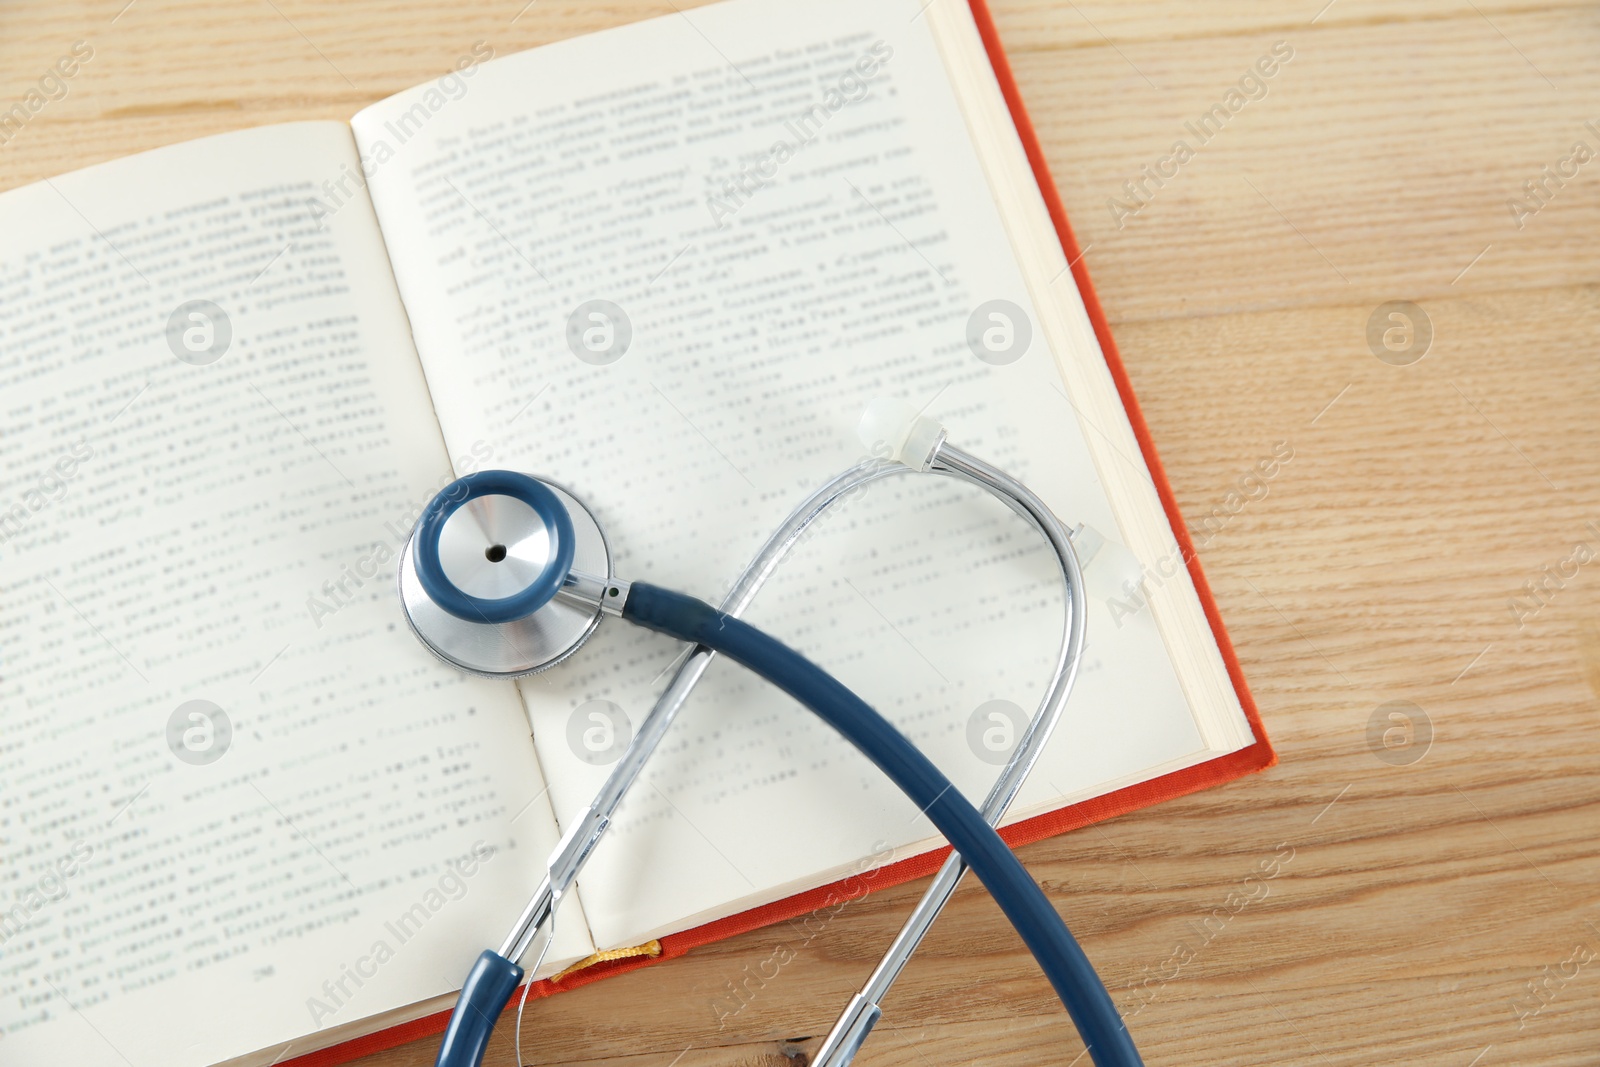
[4,1,1598,1064]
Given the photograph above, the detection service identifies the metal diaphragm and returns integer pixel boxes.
[399,478,612,679]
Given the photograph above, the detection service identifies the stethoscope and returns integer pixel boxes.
[400,400,1144,1067]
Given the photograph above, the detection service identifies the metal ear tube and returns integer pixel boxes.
[811,438,1089,1067]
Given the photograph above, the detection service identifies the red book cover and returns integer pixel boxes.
[286,3,1275,1063]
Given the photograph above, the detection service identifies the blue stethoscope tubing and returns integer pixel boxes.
[623,583,1142,1067]
[417,445,1143,1067]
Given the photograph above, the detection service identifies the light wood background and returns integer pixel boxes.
[4,1,1598,1064]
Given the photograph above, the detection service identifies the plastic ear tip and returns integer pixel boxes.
[857,397,918,456]
[857,397,945,471]
[1068,523,1105,569]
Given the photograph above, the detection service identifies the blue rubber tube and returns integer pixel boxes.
[434,950,523,1067]
[622,583,1143,1067]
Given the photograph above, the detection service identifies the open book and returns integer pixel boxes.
[0,0,1272,1064]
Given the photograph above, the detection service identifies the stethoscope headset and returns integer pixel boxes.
[400,399,1144,1067]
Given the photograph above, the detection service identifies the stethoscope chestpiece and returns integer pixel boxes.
[398,470,616,678]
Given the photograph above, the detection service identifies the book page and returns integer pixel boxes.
[0,123,590,1067]
[354,0,1236,949]
[919,0,1257,761]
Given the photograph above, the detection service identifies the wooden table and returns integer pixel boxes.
[5,1,1597,1064]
